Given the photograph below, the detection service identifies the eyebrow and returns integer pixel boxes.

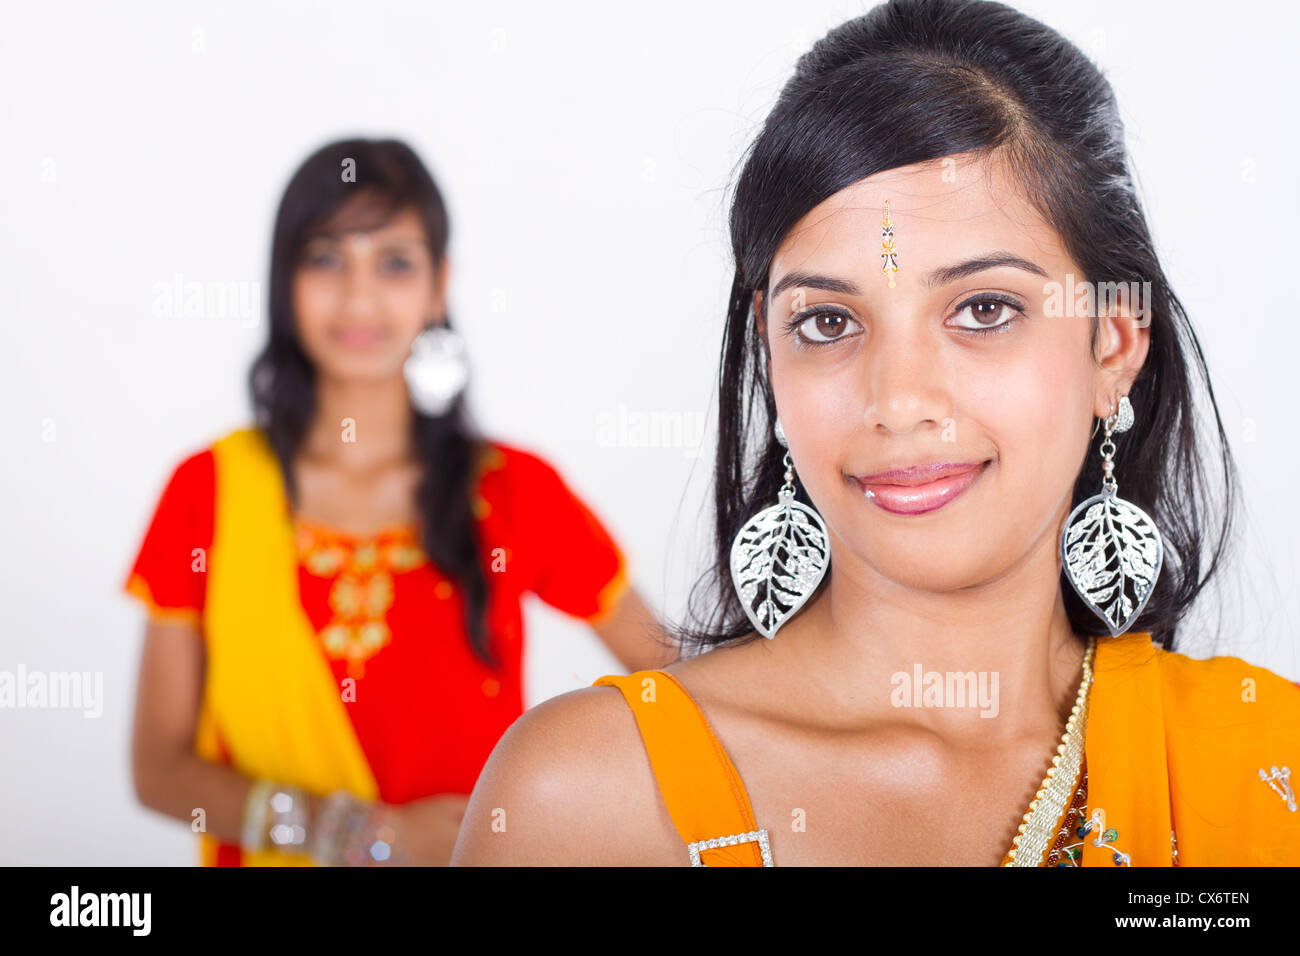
[769,251,1049,300]
[303,235,428,250]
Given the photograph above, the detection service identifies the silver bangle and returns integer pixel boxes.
[266,784,309,850]
[307,790,365,866]
[240,779,274,853]
[353,804,402,865]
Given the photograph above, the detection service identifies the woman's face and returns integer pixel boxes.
[292,199,447,385]
[757,151,1148,594]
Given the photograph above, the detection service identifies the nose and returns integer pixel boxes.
[341,243,378,316]
[861,314,952,435]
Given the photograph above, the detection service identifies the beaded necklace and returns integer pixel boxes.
[1004,636,1095,866]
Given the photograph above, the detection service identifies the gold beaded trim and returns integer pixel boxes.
[1005,636,1095,866]
[292,519,427,679]
[1044,768,1089,866]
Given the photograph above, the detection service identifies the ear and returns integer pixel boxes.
[753,290,766,340]
[1092,293,1151,417]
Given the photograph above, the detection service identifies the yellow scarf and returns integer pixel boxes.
[196,428,378,866]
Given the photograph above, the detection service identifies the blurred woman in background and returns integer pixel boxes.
[124,137,670,866]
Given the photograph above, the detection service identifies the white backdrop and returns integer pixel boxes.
[1,0,1297,864]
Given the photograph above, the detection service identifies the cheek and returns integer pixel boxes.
[292,273,336,342]
[985,331,1092,449]
[965,335,1096,533]
[768,349,863,491]
[387,279,435,332]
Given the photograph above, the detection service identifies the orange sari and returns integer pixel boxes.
[594,634,1300,865]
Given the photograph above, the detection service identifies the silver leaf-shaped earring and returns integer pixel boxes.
[729,419,830,639]
[404,323,469,416]
[1060,395,1164,636]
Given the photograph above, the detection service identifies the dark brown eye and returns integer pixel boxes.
[795,308,862,344]
[816,313,845,336]
[950,295,1023,334]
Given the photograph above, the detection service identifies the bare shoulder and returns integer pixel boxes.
[660,630,797,717]
[449,682,682,865]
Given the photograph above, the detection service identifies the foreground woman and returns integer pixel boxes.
[452,0,1300,866]
[125,138,671,866]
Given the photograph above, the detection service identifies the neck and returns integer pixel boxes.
[300,372,416,471]
[791,524,1087,743]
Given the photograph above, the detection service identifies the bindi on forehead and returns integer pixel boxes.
[768,151,1074,300]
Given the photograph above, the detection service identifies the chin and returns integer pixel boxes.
[312,351,405,384]
[876,551,1001,593]
[831,511,1005,592]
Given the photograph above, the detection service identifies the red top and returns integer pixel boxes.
[124,440,628,812]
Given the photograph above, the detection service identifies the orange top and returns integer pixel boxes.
[594,670,768,866]
[595,633,1300,866]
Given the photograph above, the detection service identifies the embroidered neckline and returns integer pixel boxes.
[291,517,429,679]
[291,513,421,543]
[281,441,509,678]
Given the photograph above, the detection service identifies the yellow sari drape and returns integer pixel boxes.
[196,428,378,866]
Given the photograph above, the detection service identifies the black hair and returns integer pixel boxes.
[250,137,499,668]
[679,0,1238,654]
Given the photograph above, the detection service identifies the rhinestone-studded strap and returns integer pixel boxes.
[593,670,767,866]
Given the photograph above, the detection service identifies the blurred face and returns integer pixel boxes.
[757,151,1145,593]
[293,199,447,384]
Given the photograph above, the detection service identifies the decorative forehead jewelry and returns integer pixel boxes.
[729,418,831,639]
[880,199,899,288]
[1061,394,1164,636]
[1259,766,1297,811]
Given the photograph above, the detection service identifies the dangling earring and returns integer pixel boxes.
[404,323,469,416]
[729,418,831,639]
[1060,395,1164,636]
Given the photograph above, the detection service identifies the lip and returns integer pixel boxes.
[853,460,990,515]
[331,325,388,348]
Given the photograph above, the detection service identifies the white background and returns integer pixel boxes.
[1,0,1297,864]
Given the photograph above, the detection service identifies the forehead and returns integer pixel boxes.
[310,199,427,243]
[769,151,1072,288]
